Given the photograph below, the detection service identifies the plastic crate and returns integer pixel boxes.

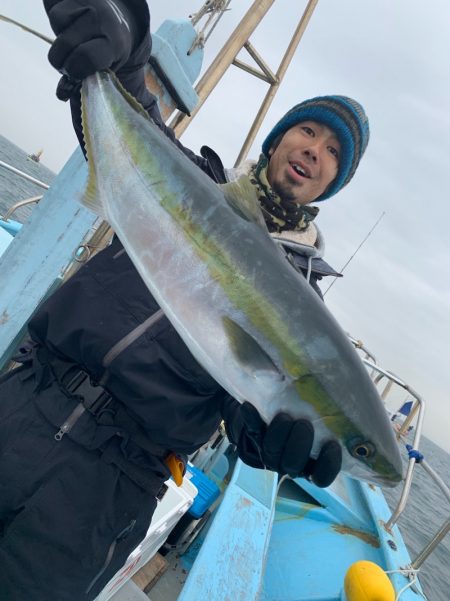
[185,463,220,519]
[96,477,197,601]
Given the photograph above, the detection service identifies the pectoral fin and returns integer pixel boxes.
[223,316,284,381]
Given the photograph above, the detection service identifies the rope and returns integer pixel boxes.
[276,473,291,497]
[385,568,428,601]
[406,444,424,463]
[189,0,232,52]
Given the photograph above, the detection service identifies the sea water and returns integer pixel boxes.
[1,134,448,600]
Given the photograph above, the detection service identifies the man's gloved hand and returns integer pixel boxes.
[44,0,140,82]
[230,401,342,488]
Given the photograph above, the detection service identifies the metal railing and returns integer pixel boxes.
[1,195,43,222]
[350,337,450,570]
[0,160,50,190]
[0,160,49,223]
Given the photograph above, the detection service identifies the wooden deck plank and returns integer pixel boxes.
[132,553,168,593]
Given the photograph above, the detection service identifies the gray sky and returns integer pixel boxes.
[1,1,449,453]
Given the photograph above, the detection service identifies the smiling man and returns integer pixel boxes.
[0,2,370,600]
[225,95,370,297]
[266,122,340,204]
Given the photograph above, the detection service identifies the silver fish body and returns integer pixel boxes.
[81,72,403,487]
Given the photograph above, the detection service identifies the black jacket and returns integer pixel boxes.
[29,236,229,454]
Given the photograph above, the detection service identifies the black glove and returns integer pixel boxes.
[226,401,342,488]
[44,0,148,97]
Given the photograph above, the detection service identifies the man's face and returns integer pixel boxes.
[266,120,340,205]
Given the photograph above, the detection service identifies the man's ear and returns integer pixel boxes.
[268,147,274,157]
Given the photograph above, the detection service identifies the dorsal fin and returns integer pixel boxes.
[107,70,152,121]
[220,176,268,230]
[80,71,150,218]
[80,77,105,218]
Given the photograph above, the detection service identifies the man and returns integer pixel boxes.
[0,1,369,599]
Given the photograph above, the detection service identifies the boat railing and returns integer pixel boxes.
[350,338,449,569]
[347,334,377,364]
[0,159,50,190]
[0,160,49,225]
[1,195,43,222]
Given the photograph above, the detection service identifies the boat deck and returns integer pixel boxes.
[143,461,424,601]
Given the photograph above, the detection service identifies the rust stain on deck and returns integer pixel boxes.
[275,503,315,522]
[332,524,380,548]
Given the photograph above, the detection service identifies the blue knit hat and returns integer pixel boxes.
[262,95,370,202]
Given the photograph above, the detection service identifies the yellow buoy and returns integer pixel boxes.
[344,560,396,601]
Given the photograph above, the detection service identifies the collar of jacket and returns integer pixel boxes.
[225,161,341,278]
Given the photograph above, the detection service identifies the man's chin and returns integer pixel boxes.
[272,184,305,206]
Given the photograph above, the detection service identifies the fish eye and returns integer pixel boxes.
[350,441,376,459]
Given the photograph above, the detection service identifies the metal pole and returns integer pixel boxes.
[411,518,450,569]
[421,460,450,503]
[239,42,277,82]
[235,0,319,165]
[385,391,426,530]
[2,196,43,221]
[0,160,50,190]
[380,379,394,401]
[361,360,427,531]
[170,0,277,136]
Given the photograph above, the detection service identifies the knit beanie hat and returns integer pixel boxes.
[261,95,370,202]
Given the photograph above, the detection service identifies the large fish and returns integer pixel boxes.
[80,71,403,487]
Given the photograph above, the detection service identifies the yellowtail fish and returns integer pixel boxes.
[80,71,403,487]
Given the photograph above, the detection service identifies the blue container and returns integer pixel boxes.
[186,463,220,519]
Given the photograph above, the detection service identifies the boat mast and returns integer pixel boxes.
[170,0,319,165]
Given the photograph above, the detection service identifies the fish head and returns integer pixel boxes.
[339,429,404,487]
[296,338,406,488]
[301,372,403,487]
[337,374,405,487]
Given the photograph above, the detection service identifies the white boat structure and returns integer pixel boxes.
[0,2,448,600]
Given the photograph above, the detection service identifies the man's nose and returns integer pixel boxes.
[303,147,318,163]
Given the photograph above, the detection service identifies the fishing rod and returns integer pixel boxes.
[0,14,53,44]
[323,211,386,297]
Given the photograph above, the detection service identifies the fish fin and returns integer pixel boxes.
[79,71,149,219]
[220,176,268,230]
[107,70,152,122]
[80,81,106,219]
[223,316,284,381]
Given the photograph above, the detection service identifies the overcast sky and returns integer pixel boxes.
[1,1,449,453]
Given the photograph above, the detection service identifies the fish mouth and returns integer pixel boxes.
[349,466,404,489]
[372,472,404,488]
[342,452,404,488]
